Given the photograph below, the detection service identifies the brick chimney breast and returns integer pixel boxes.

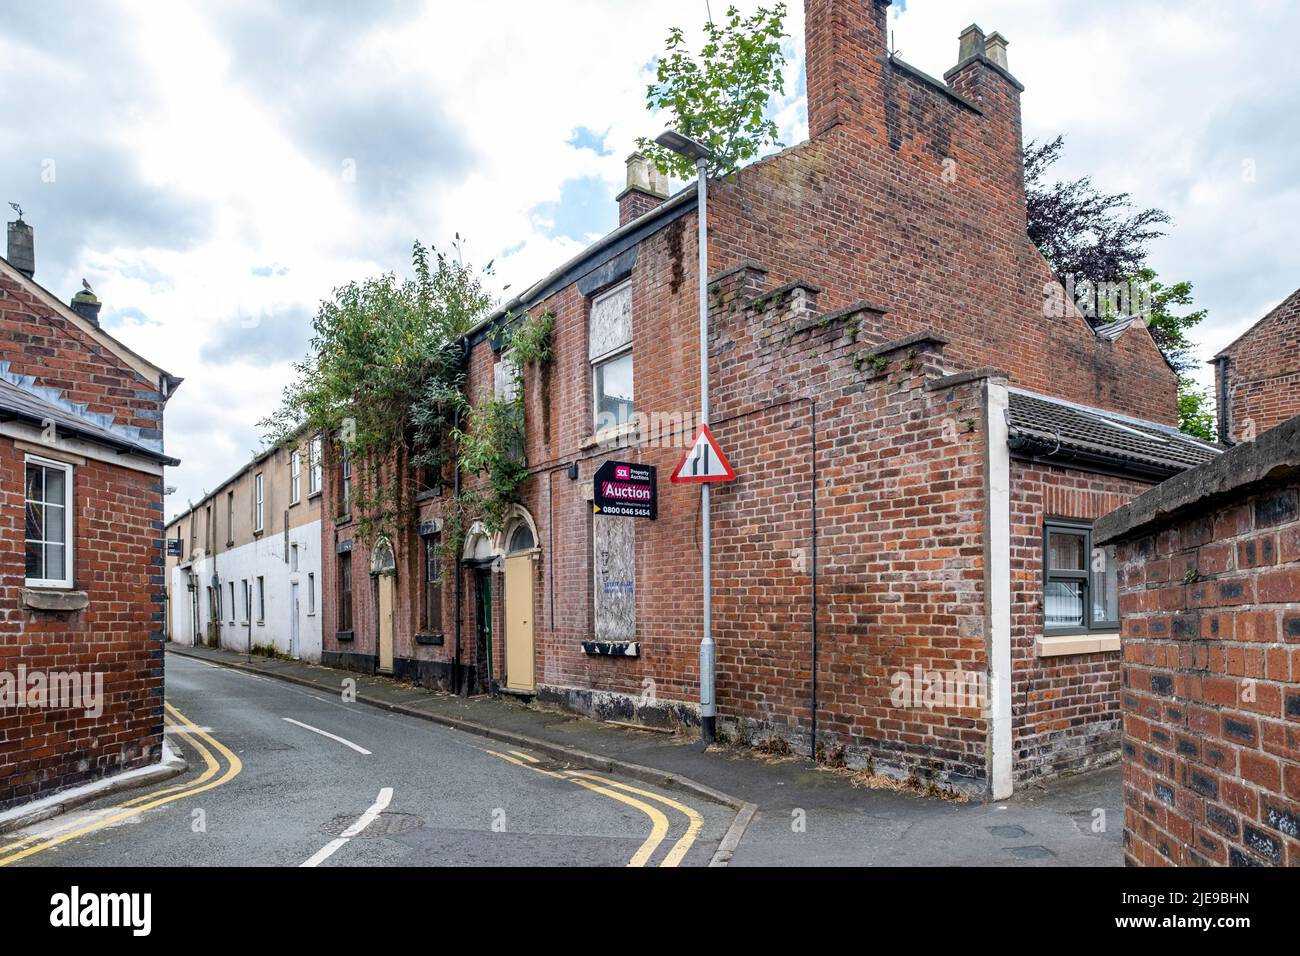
[616,152,669,227]
[804,0,892,141]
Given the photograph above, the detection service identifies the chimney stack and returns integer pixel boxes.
[71,289,102,327]
[957,24,986,64]
[617,152,669,227]
[804,0,892,141]
[6,217,35,279]
[983,32,1009,70]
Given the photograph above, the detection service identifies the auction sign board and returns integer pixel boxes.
[592,461,657,520]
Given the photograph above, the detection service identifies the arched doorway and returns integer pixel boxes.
[501,508,539,693]
[370,536,396,674]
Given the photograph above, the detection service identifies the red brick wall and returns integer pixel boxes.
[1009,462,1155,783]
[711,9,1177,424]
[1113,481,1300,866]
[1218,288,1300,442]
[0,438,165,810]
[0,268,166,433]
[316,2,1177,790]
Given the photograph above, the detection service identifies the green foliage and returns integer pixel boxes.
[637,4,788,180]
[1126,268,1207,373]
[261,238,493,539]
[509,309,555,367]
[1177,376,1217,442]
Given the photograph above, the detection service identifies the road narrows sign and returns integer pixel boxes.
[670,424,736,484]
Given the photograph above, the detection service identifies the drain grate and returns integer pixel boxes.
[985,824,1031,839]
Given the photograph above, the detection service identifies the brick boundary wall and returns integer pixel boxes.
[1097,416,1300,866]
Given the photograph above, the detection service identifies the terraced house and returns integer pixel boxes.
[1214,286,1300,445]
[165,433,323,663]
[0,216,179,809]
[319,0,1221,797]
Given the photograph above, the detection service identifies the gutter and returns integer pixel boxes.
[0,408,180,466]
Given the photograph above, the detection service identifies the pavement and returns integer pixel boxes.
[157,643,1124,866]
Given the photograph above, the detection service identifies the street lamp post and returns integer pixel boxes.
[655,130,717,745]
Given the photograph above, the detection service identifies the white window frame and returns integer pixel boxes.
[307,572,316,616]
[290,450,301,505]
[228,581,236,624]
[241,579,251,624]
[254,472,265,533]
[589,280,634,433]
[24,455,74,589]
[340,443,352,513]
[309,436,322,495]
[256,576,266,624]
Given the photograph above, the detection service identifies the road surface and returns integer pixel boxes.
[1,654,731,867]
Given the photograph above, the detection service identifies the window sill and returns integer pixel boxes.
[20,588,88,612]
[1036,632,1120,657]
[581,640,639,658]
[308,491,322,501]
[580,422,638,450]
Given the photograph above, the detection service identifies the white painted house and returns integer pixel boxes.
[166,434,323,662]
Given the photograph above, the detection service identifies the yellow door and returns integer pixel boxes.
[378,575,394,674]
[505,555,534,692]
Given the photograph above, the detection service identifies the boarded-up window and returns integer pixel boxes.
[593,514,635,642]
[494,353,519,401]
[589,282,631,361]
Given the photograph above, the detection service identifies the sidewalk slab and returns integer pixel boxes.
[167,642,1122,867]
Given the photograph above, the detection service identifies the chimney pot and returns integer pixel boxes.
[617,152,669,226]
[6,218,35,278]
[71,289,101,328]
[957,24,986,64]
[984,32,1009,70]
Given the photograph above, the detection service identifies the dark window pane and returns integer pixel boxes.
[1045,581,1084,628]
[25,541,42,578]
[1048,531,1086,571]
[25,502,43,542]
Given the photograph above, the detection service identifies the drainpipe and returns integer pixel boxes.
[810,399,819,760]
[453,395,466,697]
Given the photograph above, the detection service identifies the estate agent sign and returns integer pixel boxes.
[592,461,657,520]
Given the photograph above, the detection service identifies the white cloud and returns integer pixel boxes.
[2,1,1296,518]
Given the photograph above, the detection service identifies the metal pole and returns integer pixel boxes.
[696,157,716,745]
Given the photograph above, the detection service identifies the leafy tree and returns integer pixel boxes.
[1026,136,1216,440]
[1025,136,1170,285]
[637,3,788,180]
[262,239,493,536]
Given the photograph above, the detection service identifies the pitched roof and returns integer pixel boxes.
[1214,286,1300,358]
[1007,388,1220,480]
[0,375,179,465]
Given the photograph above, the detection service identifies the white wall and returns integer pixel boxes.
[169,520,323,662]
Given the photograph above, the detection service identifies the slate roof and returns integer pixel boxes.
[1007,388,1221,479]
[0,376,178,465]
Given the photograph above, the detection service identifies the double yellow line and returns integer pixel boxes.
[483,749,703,867]
[0,701,241,866]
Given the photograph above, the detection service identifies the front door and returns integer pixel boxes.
[377,575,394,674]
[290,582,300,658]
[504,555,535,692]
[474,569,492,694]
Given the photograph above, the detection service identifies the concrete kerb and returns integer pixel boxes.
[166,645,756,866]
[0,741,188,837]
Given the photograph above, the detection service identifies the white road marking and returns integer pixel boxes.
[282,717,372,755]
[300,788,393,868]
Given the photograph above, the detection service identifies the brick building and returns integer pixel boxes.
[319,0,1220,797]
[0,218,180,810]
[1214,287,1300,445]
[1096,416,1300,866]
[164,432,323,662]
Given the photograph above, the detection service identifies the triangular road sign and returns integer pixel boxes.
[670,424,736,483]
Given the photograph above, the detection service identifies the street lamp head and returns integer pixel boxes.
[654,129,714,165]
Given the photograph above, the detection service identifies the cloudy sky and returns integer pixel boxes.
[2,0,1296,519]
